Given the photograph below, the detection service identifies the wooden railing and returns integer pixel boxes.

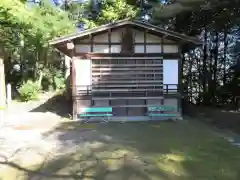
[73,84,179,98]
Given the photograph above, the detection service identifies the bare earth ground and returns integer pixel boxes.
[0,95,240,180]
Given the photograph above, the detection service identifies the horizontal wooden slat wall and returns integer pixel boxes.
[91,57,163,95]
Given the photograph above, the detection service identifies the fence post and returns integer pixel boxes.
[6,83,11,107]
[0,58,6,127]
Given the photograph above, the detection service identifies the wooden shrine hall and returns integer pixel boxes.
[49,19,201,121]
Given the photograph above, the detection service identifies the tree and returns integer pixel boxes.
[0,0,76,86]
[64,0,139,29]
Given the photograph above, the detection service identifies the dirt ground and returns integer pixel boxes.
[0,120,240,180]
[0,92,68,169]
[0,95,240,180]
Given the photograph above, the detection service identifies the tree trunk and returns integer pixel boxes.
[213,32,219,82]
[223,28,227,85]
[202,27,208,104]
[212,31,219,105]
[187,56,194,103]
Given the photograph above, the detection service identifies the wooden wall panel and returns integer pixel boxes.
[134,45,145,53]
[163,38,176,44]
[93,45,109,53]
[146,45,161,53]
[163,45,178,53]
[93,33,108,42]
[111,28,123,43]
[111,100,128,116]
[164,98,178,107]
[146,33,161,43]
[110,45,121,53]
[75,58,92,90]
[163,98,178,114]
[91,57,163,95]
[93,99,109,106]
[146,99,162,106]
[75,45,91,53]
[133,29,144,43]
[163,59,178,85]
[74,27,179,54]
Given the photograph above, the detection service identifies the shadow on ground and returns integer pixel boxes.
[30,94,72,119]
[1,120,240,180]
[187,105,240,134]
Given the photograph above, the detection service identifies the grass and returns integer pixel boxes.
[1,119,240,180]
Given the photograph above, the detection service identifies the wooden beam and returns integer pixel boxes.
[91,104,163,108]
[91,88,163,92]
[77,53,180,59]
[144,29,147,53]
[91,56,163,60]
[92,80,163,84]
[92,72,163,75]
[92,84,163,88]
[93,78,162,82]
[93,78,163,82]
[90,35,93,52]
[92,96,164,100]
[55,44,72,57]
[92,67,163,71]
[161,36,164,53]
[108,29,111,53]
[72,58,77,120]
[74,42,176,45]
[92,64,162,67]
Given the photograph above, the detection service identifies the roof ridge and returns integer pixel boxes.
[49,19,201,45]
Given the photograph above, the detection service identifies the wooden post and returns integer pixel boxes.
[72,58,77,120]
[66,42,76,120]
[0,58,6,127]
[65,55,71,101]
[64,55,71,79]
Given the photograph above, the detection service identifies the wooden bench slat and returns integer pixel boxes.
[79,107,112,113]
[148,114,178,117]
[79,114,113,117]
[148,106,176,111]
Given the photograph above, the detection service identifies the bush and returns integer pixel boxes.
[54,70,65,90]
[41,68,53,91]
[41,68,65,91]
[18,80,40,102]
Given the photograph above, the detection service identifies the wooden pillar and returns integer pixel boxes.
[71,57,77,120]
[64,55,71,101]
[64,55,71,79]
[66,42,76,120]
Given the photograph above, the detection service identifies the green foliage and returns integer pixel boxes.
[41,67,65,91]
[41,68,54,91]
[0,0,76,92]
[18,80,40,102]
[97,0,138,24]
[54,70,65,90]
[0,0,76,59]
[68,0,139,28]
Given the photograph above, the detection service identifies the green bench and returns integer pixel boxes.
[147,106,178,117]
[78,107,113,120]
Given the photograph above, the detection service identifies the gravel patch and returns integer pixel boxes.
[0,112,63,170]
[0,92,75,174]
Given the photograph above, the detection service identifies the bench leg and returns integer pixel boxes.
[82,117,90,123]
[101,116,109,123]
